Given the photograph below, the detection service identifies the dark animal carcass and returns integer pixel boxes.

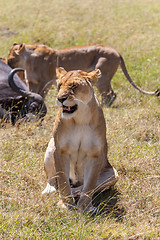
[0,60,47,125]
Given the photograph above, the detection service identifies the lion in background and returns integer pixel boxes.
[7,43,159,106]
[42,67,118,213]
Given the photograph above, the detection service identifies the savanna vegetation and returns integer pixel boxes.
[0,0,160,239]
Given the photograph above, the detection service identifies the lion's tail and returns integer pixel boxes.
[120,55,160,96]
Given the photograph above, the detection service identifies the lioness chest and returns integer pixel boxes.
[58,124,102,185]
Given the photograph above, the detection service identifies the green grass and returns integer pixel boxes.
[0,0,160,239]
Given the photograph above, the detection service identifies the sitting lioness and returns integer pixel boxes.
[7,43,159,107]
[42,67,118,213]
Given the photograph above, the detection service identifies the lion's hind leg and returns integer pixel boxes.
[71,166,118,198]
[42,137,57,195]
[95,166,118,193]
[95,56,119,106]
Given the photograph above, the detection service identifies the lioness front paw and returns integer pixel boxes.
[77,194,95,213]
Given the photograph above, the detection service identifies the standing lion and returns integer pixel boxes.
[7,43,159,107]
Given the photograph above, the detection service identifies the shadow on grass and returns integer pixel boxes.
[92,187,125,221]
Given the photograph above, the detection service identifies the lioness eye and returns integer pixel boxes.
[71,84,77,90]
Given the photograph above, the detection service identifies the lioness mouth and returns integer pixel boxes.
[62,104,78,114]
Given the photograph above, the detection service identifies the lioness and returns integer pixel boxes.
[42,67,118,213]
[7,43,159,106]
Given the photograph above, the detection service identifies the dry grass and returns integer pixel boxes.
[0,0,160,239]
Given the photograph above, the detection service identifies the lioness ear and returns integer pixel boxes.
[87,69,101,85]
[56,67,67,78]
[13,42,18,46]
[14,43,25,56]
[19,43,25,53]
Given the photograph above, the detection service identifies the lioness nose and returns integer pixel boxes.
[58,96,67,103]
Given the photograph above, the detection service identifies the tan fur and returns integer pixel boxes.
[42,67,118,213]
[0,57,7,63]
[7,43,160,106]
[6,44,126,106]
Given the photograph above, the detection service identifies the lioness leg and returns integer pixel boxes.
[77,158,102,213]
[54,153,75,207]
[95,166,118,192]
[71,166,118,197]
[96,75,116,107]
[95,57,119,106]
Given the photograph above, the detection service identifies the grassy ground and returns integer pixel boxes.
[0,0,160,239]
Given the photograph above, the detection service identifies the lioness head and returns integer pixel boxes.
[7,43,32,83]
[7,43,28,68]
[56,67,101,119]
